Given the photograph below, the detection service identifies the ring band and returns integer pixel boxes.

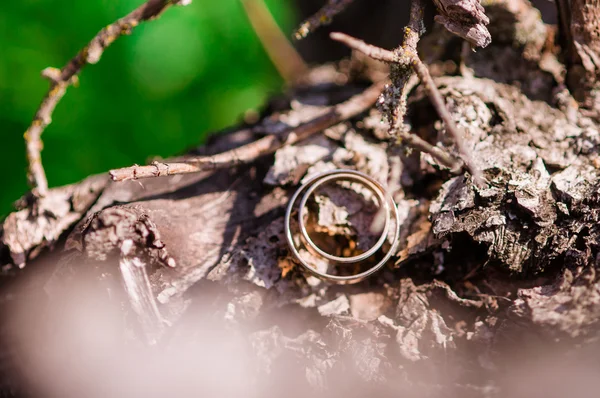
[298,173,390,263]
[285,169,400,284]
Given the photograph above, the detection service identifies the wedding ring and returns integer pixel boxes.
[285,169,400,284]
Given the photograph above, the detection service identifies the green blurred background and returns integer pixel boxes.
[0,0,297,217]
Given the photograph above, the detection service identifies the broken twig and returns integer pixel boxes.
[110,80,385,181]
[329,33,395,63]
[23,0,191,196]
[294,0,356,39]
[395,130,460,170]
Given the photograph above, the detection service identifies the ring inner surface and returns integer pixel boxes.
[298,173,390,264]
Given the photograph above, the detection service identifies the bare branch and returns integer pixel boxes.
[23,0,191,197]
[294,0,356,39]
[240,0,308,84]
[330,2,481,182]
[402,0,427,53]
[277,30,464,172]
[109,80,386,181]
[330,33,396,63]
[384,0,427,131]
[409,54,481,183]
[395,129,461,171]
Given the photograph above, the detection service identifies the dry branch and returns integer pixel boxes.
[403,0,427,52]
[329,33,396,63]
[409,54,481,182]
[377,0,427,137]
[109,80,386,181]
[23,0,191,197]
[330,32,479,180]
[240,0,308,84]
[394,129,460,170]
[294,0,356,39]
[327,0,478,179]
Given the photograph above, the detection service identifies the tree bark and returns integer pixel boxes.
[566,0,600,114]
[2,1,600,396]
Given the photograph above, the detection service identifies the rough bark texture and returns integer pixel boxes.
[568,0,600,115]
[2,1,600,397]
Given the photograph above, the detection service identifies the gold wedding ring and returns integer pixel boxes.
[285,169,400,284]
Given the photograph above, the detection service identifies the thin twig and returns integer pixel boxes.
[383,0,426,135]
[109,80,386,181]
[329,33,396,63]
[240,0,308,84]
[294,0,356,39]
[409,54,481,183]
[395,130,460,170]
[24,0,191,196]
[330,30,481,182]
[402,0,426,53]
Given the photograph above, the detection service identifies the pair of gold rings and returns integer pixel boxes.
[285,169,400,284]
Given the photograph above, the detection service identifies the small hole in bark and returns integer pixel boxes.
[574,227,589,251]
[544,163,563,175]
[485,102,505,127]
